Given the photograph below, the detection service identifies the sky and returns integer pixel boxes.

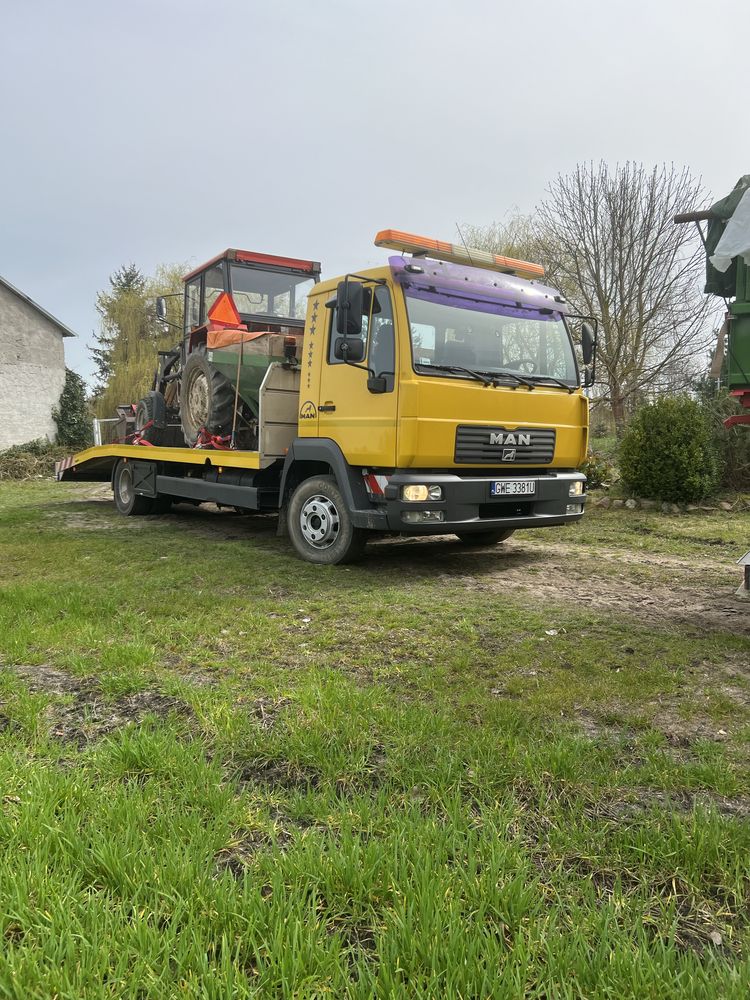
[0,0,747,386]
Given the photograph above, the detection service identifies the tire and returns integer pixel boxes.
[135,392,167,446]
[287,476,367,565]
[179,348,236,446]
[113,459,154,515]
[454,529,515,546]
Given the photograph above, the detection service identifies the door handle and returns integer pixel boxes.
[318,404,336,412]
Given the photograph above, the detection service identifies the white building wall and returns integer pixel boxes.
[0,282,67,450]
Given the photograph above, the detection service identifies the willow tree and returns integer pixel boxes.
[91,263,184,418]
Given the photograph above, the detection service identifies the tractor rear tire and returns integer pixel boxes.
[287,476,367,565]
[454,529,515,546]
[135,392,167,446]
[113,459,154,515]
[179,348,236,446]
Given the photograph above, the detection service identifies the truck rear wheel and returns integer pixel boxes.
[113,460,154,515]
[288,476,366,565]
[454,529,515,546]
[180,348,235,446]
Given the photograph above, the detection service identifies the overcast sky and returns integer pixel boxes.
[1,0,745,385]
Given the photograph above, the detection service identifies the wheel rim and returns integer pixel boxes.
[119,466,134,505]
[187,371,209,428]
[299,494,340,549]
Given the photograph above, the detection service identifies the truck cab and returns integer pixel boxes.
[281,230,592,558]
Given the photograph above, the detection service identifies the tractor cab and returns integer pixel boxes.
[182,249,321,340]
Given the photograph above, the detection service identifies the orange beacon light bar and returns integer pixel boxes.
[374,229,545,281]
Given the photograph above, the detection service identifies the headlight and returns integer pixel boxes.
[569,480,585,496]
[402,484,443,502]
[402,510,445,523]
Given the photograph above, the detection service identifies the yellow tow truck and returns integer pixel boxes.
[57,230,595,564]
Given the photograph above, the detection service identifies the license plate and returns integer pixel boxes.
[490,480,536,497]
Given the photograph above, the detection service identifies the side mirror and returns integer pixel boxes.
[336,279,364,337]
[156,296,167,322]
[334,337,365,363]
[581,322,594,366]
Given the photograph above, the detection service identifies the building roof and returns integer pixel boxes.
[0,274,76,338]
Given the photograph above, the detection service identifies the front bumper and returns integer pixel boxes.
[378,470,587,534]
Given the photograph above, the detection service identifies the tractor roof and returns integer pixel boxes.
[183,249,321,283]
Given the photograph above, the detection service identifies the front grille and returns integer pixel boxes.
[455,425,555,464]
[478,501,534,519]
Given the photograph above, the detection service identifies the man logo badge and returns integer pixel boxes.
[489,431,531,446]
[502,448,516,461]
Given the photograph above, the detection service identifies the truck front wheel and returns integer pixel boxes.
[288,476,366,564]
[113,460,154,515]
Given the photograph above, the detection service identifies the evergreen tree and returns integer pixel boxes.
[53,369,92,448]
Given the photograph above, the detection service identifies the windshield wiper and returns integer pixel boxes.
[525,374,576,393]
[418,363,536,390]
[419,363,495,386]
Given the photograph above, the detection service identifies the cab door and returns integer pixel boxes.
[317,284,398,467]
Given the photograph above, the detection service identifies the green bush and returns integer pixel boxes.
[619,397,719,503]
[579,450,616,489]
[53,369,92,449]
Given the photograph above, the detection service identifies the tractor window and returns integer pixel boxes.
[229,264,314,323]
[185,277,201,332]
[203,263,225,319]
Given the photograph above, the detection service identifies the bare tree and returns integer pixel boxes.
[536,162,714,432]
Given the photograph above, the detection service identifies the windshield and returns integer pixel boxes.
[229,264,313,322]
[405,288,578,385]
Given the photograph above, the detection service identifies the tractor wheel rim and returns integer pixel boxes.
[299,495,340,549]
[188,372,209,427]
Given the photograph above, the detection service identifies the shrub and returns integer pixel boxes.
[53,369,92,449]
[619,397,719,503]
[580,450,616,489]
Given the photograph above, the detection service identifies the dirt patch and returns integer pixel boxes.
[3,664,192,746]
[234,745,387,798]
[245,696,291,730]
[215,826,293,877]
[367,536,750,636]
[594,786,750,822]
[235,758,322,793]
[47,690,192,746]
[532,851,743,957]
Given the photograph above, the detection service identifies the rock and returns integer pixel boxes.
[661,502,672,514]
[612,499,625,509]
[686,505,701,513]
[625,498,638,510]
[640,499,657,510]
[719,501,733,512]
[669,503,681,515]
[597,496,611,509]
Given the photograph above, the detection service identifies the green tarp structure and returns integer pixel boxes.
[705,174,750,297]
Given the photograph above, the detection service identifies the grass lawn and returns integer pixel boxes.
[0,480,749,998]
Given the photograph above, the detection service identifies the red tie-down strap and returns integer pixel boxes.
[194,427,232,450]
[128,420,156,446]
